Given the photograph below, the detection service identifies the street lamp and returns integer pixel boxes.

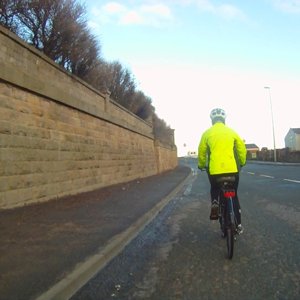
[264,86,277,162]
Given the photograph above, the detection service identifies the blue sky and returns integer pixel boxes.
[84,0,300,155]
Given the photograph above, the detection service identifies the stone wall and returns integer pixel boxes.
[155,141,178,172]
[0,26,177,209]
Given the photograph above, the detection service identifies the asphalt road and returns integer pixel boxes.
[72,159,300,300]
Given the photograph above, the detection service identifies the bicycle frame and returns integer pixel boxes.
[216,176,238,259]
[223,189,236,226]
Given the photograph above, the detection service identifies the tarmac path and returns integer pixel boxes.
[0,165,191,300]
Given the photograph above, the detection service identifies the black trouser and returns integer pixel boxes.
[208,173,241,224]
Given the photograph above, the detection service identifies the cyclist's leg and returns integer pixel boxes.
[208,174,219,220]
[233,173,241,224]
[208,174,219,202]
[233,173,243,233]
[234,198,241,224]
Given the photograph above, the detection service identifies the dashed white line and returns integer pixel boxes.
[260,174,275,179]
[245,171,300,184]
[283,179,300,184]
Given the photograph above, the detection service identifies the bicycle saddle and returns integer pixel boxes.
[215,176,236,183]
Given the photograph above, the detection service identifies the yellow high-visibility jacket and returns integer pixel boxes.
[198,122,247,175]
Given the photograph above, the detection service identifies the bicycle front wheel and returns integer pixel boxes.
[226,227,234,259]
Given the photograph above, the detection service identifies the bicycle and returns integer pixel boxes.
[216,176,239,259]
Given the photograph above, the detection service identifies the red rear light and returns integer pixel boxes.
[224,191,236,198]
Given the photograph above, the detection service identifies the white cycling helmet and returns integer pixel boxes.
[210,108,226,124]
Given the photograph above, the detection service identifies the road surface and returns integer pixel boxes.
[72,159,300,300]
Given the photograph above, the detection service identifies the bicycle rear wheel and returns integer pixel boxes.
[226,227,234,259]
[220,216,226,238]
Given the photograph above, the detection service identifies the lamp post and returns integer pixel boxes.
[264,86,277,162]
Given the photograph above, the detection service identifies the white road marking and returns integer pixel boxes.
[283,179,300,184]
[246,171,300,184]
[260,174,274,178]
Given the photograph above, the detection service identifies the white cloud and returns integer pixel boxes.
[90,1,246,27]
[194,0,247,20]
[120,10,144,25]
[141,4,172,18]
[103,2,126,14]
[94,2,173,26]
[272,0,300,13]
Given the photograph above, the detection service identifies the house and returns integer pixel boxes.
[245,144,259,159]
[285,128,300,151]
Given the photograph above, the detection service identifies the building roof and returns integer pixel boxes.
[245,144,259,149]
[290,128,300,134]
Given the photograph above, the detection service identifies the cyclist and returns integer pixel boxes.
[198,108,247,233]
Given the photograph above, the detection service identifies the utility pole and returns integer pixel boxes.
[264,86,277,162]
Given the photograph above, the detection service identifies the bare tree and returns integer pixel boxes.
[101,62,154,120]
[84,60,112,93]
[0,0,100,77]
[153,114,174,146]
[0,0,22,33]
[85,61,154,120]
[68,29,99,78]
[128,91,154,120]
[106,61,136,105]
